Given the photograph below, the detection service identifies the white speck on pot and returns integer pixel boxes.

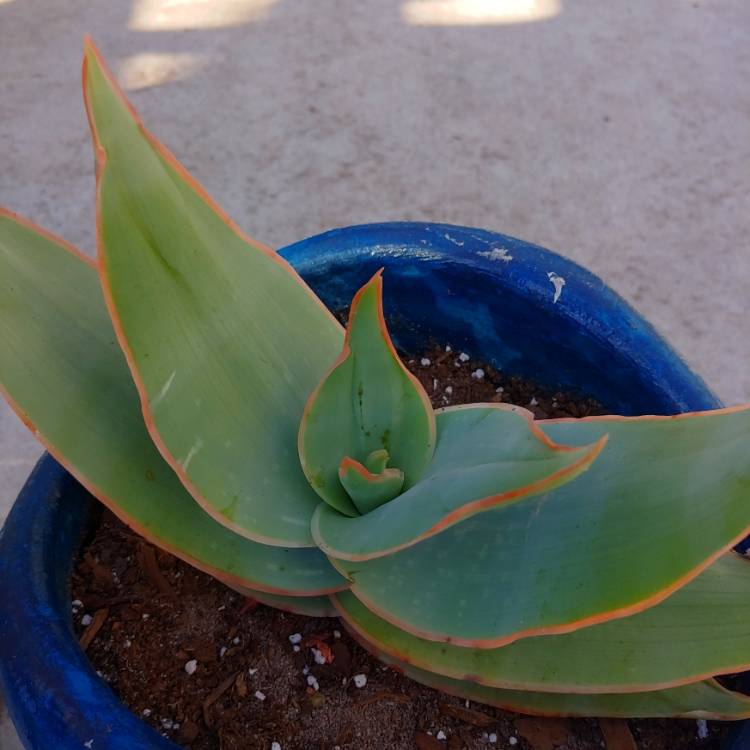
[307,675,320,691]
[232,636,240,645]
[433,378,438,391]
[421,357,431,366]
[124,639,131,648]
[293,644,300,652]
[529,397,539,406]
[184,659,197,675]
[353,673,367,688]
[248,667,258,675]
[217,605,226,611]
[471,368,485,380]
[142,708,152,717]
[459,352,470,362]
[161,718,174,730]
[478,247,513,263]
[333,630,341,639]
[303,666,310,675]
[142,613,149,620]
[509,737,518,746]
[271,742,282,750]
[72,599,83,609]
[219,646,227,658]
[696,719,708,739]
[445,386,453,394]
[255,690,266,701]
[445,345,452,352]
[547,271,566,304]
[488,732,497,744]
[437,730,447,740]
[81,614,93,626]
[288,633,302,645]
[312,647,327,664]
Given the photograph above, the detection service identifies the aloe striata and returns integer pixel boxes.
[2,39,750,719]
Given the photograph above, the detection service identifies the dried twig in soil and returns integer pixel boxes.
[599,718,637,750]
[439,703,494,727]
[202,671,239,728]
[356,691,411,708]
[137,543,175,596]
[79,608,109,651]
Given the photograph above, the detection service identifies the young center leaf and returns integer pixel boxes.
[298,270,436,516]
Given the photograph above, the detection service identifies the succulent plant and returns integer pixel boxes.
[2,40,750,721]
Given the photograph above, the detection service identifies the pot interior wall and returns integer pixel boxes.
[282,222,721,416]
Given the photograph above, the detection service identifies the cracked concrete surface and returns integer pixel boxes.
[0,1,748,742]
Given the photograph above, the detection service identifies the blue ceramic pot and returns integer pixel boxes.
[1,223,744,749]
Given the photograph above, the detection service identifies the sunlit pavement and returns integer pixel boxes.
[1,0,748,739]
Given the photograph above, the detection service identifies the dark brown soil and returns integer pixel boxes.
[70,347,732,750]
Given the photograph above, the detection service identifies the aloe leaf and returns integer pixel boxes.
[330,404,750,646]
[333,553,750,693]
[313,405,605,561]
[371,652,750,719]
[0,208,346,596]
[298,271,436,516]
[83,41,343,547]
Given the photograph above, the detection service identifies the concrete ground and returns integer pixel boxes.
[0,0,748,744]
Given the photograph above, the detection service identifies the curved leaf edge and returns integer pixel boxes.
[1,355,350,598]
[4,378,348,598]
[312,403,607,562]
[332,521,750,648]
[538,404,750,428]
[82,37,342,549]
[331,556,750,694]
[339,616,750,719]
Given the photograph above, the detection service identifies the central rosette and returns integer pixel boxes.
[298,270,437,517]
